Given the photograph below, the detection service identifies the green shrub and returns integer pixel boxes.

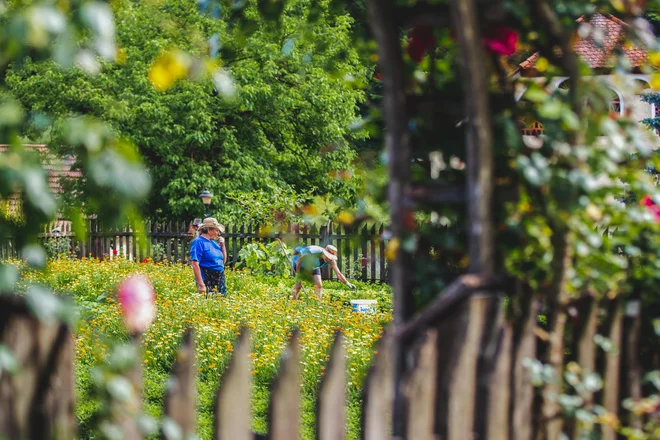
[237,240,292,277]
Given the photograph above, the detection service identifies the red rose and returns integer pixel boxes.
[483,27,518,56]
[407,26,436,63]
[403,209,416,231]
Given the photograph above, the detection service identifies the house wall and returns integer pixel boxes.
[516,74,655,123]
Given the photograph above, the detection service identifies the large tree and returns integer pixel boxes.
[6,0,369,221]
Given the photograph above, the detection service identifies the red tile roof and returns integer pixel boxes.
[0,144,81,195]
[516,14,647,73]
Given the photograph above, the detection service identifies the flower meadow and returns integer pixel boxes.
[16,257,393,439]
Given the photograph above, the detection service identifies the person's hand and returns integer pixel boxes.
[218,236,225,244]
[346,282,356,290]
[197,283,207,295]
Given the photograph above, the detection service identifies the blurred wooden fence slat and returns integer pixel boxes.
[603,301,623,440]
[511,295,537,440]
[447,295,490,440]
[483,301,512,440]
[268,331,300,440]
[404,330,437,440]
[316,333,346,440]
[362,333,393,440]
[0,298,75,440]
[215,329,251,440]
[164,328,197,439]
[624,299,643,430]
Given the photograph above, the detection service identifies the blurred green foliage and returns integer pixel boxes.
[1,0,151,283]
[5,0,371,222]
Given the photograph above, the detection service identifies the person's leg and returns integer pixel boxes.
[292,280,303,300]
[218,271,226,297]
[312,275,323,299]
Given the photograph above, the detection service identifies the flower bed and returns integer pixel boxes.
[18,257,392,439]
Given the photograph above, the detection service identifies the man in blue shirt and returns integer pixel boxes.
[190,217,227,296]
[291,244,355,300]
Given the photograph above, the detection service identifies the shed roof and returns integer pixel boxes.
[0,144,81,195]
[516,14,647,74]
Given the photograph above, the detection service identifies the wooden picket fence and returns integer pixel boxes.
[0,220,389,282]
[0,275,645,439]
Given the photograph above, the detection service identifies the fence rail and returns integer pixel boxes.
[0,220,389,283]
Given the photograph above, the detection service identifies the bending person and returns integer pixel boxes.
[190,218,227,297]
[291,244,355,300]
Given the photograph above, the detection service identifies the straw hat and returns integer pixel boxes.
[322,244,338,261]
[200,217,225,233]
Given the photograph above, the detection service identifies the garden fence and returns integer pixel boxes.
[0,220,389,283]
[0,278,644,439]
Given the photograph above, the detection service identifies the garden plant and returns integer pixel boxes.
[13,257,391,439]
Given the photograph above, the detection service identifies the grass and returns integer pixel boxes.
[17,257,392,439]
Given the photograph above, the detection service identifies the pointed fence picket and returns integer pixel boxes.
[316,333,346,440]
[215,330,251,440]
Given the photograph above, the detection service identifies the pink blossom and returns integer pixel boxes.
[642,195,660,223]
[483,27,518,56]
[117,275,156,334]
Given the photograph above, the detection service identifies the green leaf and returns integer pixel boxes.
[25,285,61,324]
[0,345,19,376]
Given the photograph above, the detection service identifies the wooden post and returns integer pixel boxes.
[310,224,318,247]
[336,224,343,278]
[327,223,334,281]
[365,0,415,374]
[239,225,245,258]
[100,221,105,259]
[166,221,172,262]
[448,0,494,276]
[232,224,238,268]
[361,226,368,282]
[320,224,330,280]
[370,225,376,282]
[378,225,385,283]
